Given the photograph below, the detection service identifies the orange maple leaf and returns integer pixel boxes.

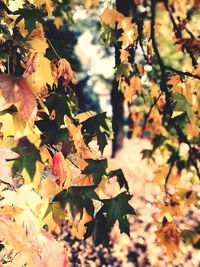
[156,219,183,258]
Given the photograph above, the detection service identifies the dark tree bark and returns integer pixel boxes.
[111,0,133,158]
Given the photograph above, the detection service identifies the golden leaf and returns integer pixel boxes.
[71,208,92,239]
[76,111,96,123]
[24,53,54,94]
[156,220,183,258]
[100,7,124,28]
[124,75,141,103]
[33,0,53,16]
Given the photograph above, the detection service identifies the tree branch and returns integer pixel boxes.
[163,0,197,66]
[166,66,200,80]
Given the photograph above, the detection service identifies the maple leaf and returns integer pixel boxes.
[0,75,37,124]
[52,152,69,186]
[81,112,111,154]
[0,215,32,253]
[12,137,41,181]
[100,23,120,48]
[172,93,195,122]
[0,216,69,267]
[84,212,110,246]
[52,186,99,229]
[13,6,45,32]
[37,177,60,200]
[34,0,53,16]
[0,184,42,213]
[100,7,124,28]
[71,207,92,239]
[109,169,129,192]
[52,58,78,87]
[24,53,54,95]
[156,219,182,258]
[124,75,141,103]
[100,192,135,235]
[82,159,108,186]
[0,147,19,185]
[45,92,72,127]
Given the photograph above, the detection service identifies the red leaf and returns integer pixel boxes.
[0,75,37,124]
[52,152,66,185]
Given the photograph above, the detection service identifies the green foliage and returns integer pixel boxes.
[82,159,108,186]
[109,169,129,192]
[100,192,135,235]
[172,93,195,121]
[81,112,111,153]
[53,186,99,218]
[14,7,45,32]
[12,137,41,180]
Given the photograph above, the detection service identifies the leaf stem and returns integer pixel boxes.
[47,38,61,59]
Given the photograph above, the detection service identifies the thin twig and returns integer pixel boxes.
[47,38,61,59]
[141,92,162,135]
[164,159,175,197]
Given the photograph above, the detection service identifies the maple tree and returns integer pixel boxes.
[0,0,199,265]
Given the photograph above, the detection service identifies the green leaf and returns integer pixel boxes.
[109,169,129,192]
[100,192,135,235]
[12,137,41,180]
[13,7,45,32]
[152,135,167,151]
[46,93,72,127]
[115,63,133,82]
[35,116,72,157]
[100,23,120,48]
[53,186,99,219]
[84,212,110,247]
[81,112,111,153]
[172,93,195,122]
[82,159,108,186]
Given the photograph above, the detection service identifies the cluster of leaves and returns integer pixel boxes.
[100,0,199,259]
[0,0,134,265]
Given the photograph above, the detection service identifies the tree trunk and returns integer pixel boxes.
[111,0,133,158]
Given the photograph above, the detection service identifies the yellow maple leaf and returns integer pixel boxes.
[33,0,53,16]
[156,194,184,218]
[24,53,54,95]
[100,7,124,28]
[76,111,97,123]
[28,37,49,55]
[124,75,141,103]
[71,208,92,239]
[167,75,182,93]
[120,49,130,63]
[156,220,183,258]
